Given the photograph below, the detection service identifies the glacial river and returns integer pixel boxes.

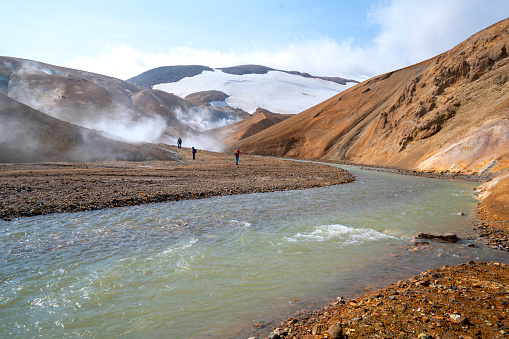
[1,164,508,338]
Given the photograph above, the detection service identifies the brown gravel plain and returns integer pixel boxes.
[0,146,354,221]
[2,147,509,339]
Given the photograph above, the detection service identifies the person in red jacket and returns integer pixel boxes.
[234,148,241,165]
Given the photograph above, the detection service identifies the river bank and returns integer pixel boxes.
[253,172,509,339]
[0,146,354,221]
[260,261,509,339]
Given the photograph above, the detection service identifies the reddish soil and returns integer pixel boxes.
[268,261,509,339]
[477,173,509,251]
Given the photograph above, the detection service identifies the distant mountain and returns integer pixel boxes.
[0,57,244,146]
[218,65,357,85]
[233,19,509,177]
[128,64,362,114]
[128,65,214,89]
[0,93,175,162]
[200,108,293,147]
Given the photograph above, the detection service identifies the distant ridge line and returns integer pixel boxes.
[127,64,359,89]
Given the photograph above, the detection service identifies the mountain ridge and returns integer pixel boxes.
[200,108,293,147]
[232,18,509,177]
[127,64,359,89]
[151,66,360,114]
[0,93,176,162]
[0,57,246,148]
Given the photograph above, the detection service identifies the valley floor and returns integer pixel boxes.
[2,148,508,339]
[0,146,354,221]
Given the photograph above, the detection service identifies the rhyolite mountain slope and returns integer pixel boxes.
[130,64,362,114]
[200,108,293,147]
[234,18,509,177]
[0,93,176,162]
[0,57,242,144]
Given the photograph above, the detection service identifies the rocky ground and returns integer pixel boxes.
[0,146,354,221]
[262,261,509,339]
[476,173,509,252]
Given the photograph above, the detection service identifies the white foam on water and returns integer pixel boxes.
[161,238,198,255]
[285,224,397,244]
[229,220,252,229]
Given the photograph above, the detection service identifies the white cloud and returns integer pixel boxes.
[63,40,372,80]
[63,0,508,80]
[366,0,507,72]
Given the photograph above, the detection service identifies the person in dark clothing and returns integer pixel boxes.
[234,148,241,165]
[177,137,182,149]
[192,147,197,160]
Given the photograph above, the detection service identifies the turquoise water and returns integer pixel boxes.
[1,165,507,338]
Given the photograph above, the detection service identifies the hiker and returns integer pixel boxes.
[235,148,241,165]
[177,137,182,149]
[192,147,197,160]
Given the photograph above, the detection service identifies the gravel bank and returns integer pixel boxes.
[263,261,509,339]
[0,147,354,221]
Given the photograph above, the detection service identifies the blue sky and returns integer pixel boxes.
[3,0,508,79]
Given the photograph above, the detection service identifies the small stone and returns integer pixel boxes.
[418,334,433,339]
[274,328,288,336]
[450,314,469,325]
[327,322,343,339]
[312,324,324,335]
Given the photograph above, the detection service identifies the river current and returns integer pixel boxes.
[1,164,508,338]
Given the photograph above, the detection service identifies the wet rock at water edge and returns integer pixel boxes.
[415,232,459,243]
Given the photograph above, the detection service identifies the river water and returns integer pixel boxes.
[1,164,508,338]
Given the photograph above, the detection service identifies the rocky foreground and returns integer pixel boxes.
[250,172,509,339]
[260,261,509,339]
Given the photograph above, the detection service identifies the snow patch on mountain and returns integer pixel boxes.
[154,69,359,114]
